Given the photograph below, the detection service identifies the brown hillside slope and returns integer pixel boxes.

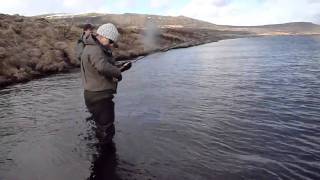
[0,14,250,88]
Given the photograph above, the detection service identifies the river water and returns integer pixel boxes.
[0,36,320,180]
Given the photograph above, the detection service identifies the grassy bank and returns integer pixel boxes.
[0,14,250,88]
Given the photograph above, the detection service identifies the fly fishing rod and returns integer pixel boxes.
[117,55,146,67]
[118,40,195,66]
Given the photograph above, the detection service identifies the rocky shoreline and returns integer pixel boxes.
[0,14,251,89]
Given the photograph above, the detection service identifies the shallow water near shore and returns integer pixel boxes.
[1,35,320,180]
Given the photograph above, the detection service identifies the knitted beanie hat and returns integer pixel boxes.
[96,23,120,42]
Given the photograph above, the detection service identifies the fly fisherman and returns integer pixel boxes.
[80,23,131,145]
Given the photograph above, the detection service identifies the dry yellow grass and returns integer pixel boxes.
[0,14,235,87]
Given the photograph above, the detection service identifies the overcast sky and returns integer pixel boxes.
[1,0,320,26]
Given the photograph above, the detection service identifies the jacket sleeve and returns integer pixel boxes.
[75,34,85,62]
[75,41,84,62]
[89,48,122,79]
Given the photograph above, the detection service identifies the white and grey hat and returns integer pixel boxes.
[96,23,120,42]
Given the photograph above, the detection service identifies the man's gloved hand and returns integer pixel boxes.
[115,61,124,68]
[117,74,122,82]
[120,62,132,72]
[113,74,122,82]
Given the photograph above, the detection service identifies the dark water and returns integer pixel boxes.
[1,36,320,180]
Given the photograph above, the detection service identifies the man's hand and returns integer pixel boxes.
[120,62,132,72]
[117,74,122,81]
[113,74,122,82]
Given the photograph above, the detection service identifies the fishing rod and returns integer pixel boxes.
[118,42,178,65]
[131,55,146,63]
[117,55,146,67]
[115,55,146,72]
[118,39,197,65]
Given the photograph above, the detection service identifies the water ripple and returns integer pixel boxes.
[1,36,320,179]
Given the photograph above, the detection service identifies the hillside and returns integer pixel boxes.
[219,22,320,35]
[1,12,319,88]
[39,13,320,35]
[0,14,249,88]
[36,13,219,29]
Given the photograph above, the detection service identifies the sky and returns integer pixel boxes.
[1,0,320,26]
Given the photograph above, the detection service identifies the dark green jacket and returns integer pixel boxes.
[80,34,122,94]
[75,33,85,61]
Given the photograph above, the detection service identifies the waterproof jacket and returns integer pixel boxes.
[75,33,84,61]
[80,34,122,94]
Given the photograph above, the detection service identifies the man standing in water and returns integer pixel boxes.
[80,23,131,145]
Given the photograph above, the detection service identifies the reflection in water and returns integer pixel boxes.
[89,142,119,180]
[84,91,119,180]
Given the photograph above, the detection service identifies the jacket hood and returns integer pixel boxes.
[83,34,113,57]
[82,33,97,46]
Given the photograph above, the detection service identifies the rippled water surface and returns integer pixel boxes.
[1,36,320,180]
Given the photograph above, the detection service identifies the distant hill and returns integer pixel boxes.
[219,22,320,35]
[35,13,219,29]
[35,13,320,35]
